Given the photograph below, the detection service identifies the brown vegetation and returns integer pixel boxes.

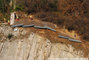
[1,0,89,41]
[16,0,89,17]
[35,12,89,41]
[0,13,4,23]
[16,0,58,13]
[58,0,89,18]
[16,0,89,41]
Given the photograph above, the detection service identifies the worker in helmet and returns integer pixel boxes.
[16,15,19,21]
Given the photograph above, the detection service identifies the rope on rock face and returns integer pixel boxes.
[46,27,56,32]
[58,35,69,39]
[11,24,81,43]
[11,24,23,27]
[34,26,56,32]
[22,24,34,28]
[68,38,81,43]
[34,26,47,29]
[11,24,56,32]
[58,35,82,43]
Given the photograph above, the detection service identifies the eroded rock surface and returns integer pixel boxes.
[0,25,88,60]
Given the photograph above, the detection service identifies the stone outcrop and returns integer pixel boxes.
[0,25,88,60]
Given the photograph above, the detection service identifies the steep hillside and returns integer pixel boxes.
[0,19,89,60]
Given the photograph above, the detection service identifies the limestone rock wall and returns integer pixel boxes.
[0,32,85,60]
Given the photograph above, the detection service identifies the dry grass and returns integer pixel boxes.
[35,12,89,41]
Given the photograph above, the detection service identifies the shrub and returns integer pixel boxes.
[15,5,24,11]
[7,34,13,39]
[58,0,89,18]
[16,0,58,13]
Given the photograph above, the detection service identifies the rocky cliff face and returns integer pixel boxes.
[0,25,88,60]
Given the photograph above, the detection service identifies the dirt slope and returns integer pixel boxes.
[0,18,89,60]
